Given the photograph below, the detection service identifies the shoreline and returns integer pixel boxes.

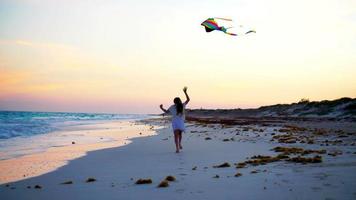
[1,116,355,200]
[0,120,158,184]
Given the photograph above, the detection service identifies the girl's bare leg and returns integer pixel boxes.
[178,132,183,149]
[174,130,180,153]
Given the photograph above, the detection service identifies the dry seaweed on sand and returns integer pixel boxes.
[135,178,153,184]
[213,162,231,168]
[34,185,42,189]
[251,155,273,159]
[86,178,97,183]
[157,180,169,188]
[272,134,297,143]
[235,162,246,168]
[236,153,290,168]
[245,155,280,166]
[284,125,307,132]
[233,148,324,169]
[313,128,327,135]
[301,149,326,155]
[287,155,322,164]
[213,175,220,178]
[165,175,176,181]
[328,150,343,156]
[273,146,305,154]
[276,153,290,159]
[272,146,326,155]
[234,172,242,177]
[307,140,314,144]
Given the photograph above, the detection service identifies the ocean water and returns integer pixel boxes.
[0,111,147,139]
[0,111,149,160]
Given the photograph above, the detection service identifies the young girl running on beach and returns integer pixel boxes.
[160,87,190,153]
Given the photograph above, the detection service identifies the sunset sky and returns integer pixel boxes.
[0,0,355,114]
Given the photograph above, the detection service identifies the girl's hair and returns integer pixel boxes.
[173,97,183,115]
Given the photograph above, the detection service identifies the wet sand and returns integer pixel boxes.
[0,121,157,184]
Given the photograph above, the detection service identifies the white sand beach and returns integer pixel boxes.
[1,117,356,200]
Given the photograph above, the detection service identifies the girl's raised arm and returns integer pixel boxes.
[159,104,169,114]
[183,86,190,105]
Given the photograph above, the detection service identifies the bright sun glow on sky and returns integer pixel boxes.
[0,0,355,113]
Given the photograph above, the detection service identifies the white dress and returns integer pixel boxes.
[168,103,187,132]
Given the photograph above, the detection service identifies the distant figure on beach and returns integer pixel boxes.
[160,87,190,153]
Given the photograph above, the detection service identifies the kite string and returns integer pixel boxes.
[214,17,233,21]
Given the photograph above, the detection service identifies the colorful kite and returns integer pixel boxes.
[201,18,256,36]
[201,18,237,36]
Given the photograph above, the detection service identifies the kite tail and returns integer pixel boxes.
[220,26,237,36]
[225,32,237,36]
